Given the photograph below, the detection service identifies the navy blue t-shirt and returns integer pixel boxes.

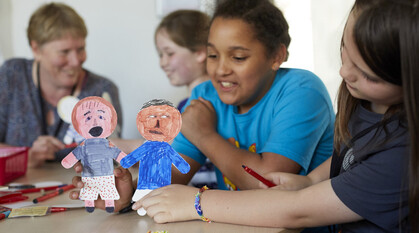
[331,105,409,232]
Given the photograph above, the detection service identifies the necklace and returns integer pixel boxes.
[36,62,77,137]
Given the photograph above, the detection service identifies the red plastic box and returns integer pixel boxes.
[0,147,29,185]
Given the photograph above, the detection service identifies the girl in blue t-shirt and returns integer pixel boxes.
[130,0,418,232]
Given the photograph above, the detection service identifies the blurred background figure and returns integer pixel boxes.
[0,2,122,167]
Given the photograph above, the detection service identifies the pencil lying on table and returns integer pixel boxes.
[32,184,75,204]
[19,185,67,194]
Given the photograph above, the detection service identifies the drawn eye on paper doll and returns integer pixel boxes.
[61,96,127,213]
[120,99,190,216]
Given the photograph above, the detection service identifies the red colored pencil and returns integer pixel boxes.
[19,185,67,194]
[242,165,276,187]
[32,184,75,204]
[0,195,28,204]
[50,207,68,213]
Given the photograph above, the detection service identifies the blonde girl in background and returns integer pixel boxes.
[155,9,210,111]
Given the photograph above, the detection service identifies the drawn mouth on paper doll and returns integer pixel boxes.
[149,130,163,135]
[89,126,103,137]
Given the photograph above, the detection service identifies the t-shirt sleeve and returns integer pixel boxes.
[331,146,409,229]
[262,87,332,173]
[71,146,83,160]
[120,143,149,168]
[171,85,208,166]
[112,146,121,159]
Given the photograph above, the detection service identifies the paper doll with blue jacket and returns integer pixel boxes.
[120,99,190,216]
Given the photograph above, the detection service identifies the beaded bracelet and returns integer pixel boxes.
[194,185,211,223]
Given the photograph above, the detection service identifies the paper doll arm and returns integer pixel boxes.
[107,140,127,163]
[116,151,127,163]
[120,145,147,168]
[61,152,79,169]
[169,148,190,174]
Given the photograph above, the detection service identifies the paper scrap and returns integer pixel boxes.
[8,206,49,218]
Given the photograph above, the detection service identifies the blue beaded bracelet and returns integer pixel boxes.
[194,185,211,222]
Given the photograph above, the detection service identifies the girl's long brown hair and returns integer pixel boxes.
[335,1,418,231]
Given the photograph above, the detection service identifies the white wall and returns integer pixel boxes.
[311,0,354,105]
[275,0,354,106]
[0,0,354,139]
[0,0,12,61]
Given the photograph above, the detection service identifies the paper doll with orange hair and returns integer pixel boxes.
[61,96,126,213]
[120,99,190,216]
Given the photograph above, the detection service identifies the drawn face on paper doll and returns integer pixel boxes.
[136,99,182,142]
[72,96,117,139]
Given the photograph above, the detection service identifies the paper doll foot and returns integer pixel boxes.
[104,199,115,213]
[105,207,115,213]
[85,200,95,213]
[137,208,146,216]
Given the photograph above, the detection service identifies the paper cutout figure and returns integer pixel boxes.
[61,96,126,213]
[120,99,190,216]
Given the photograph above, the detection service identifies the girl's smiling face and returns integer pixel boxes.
[206,17,280,114]
[155,29,204,87]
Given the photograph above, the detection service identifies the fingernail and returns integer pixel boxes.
[132,203,138,210]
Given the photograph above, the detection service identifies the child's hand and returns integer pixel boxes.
[69,166,134,212]
[259,172,314,191]
[182,98,217,145]
[133,184,200,223]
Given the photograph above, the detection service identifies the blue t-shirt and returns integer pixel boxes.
[172,68,335,190]
[331,106,409,232]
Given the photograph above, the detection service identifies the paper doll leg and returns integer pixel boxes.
[97,175,120,200]
[132,189,152,216]
[84,200,95,213]
[104,200,115,213]
[80,177,100,213]
[97,176,120,213]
